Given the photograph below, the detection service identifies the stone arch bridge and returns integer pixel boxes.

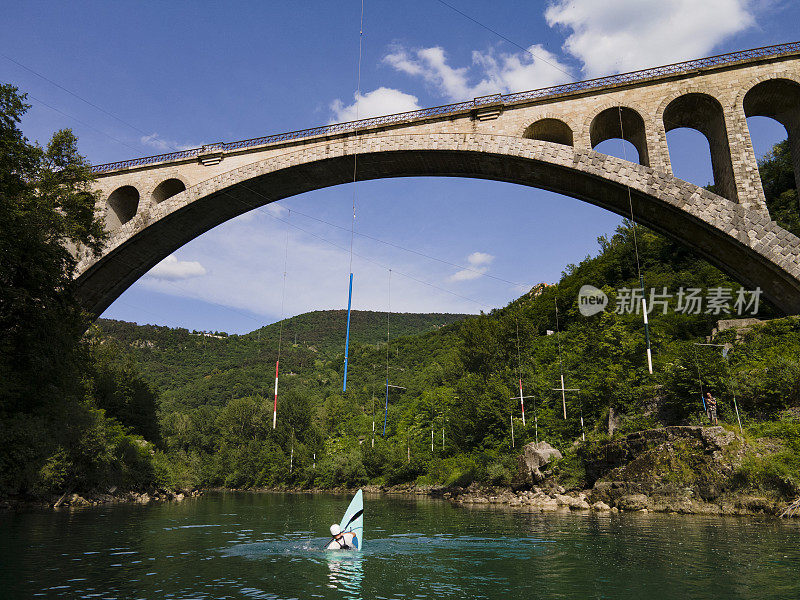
[79,42,800,315]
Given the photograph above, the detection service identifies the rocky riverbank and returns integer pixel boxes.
[5,425,795,517]
[0,488,203,510]
[440,426,798,517]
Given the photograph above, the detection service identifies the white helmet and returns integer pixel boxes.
[330,524,341,536]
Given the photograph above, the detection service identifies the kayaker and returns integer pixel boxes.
[327,524,356,550]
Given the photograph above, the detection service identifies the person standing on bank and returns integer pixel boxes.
[705,392,718,424]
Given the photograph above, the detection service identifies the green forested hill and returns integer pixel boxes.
[93,310,470,408]
[246,310,470,354]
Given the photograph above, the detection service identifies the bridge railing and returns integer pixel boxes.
[91,40,800,174]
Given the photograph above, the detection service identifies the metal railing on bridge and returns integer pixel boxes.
[91,40,800,174]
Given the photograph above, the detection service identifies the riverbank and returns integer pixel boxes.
[3,483,795,517]
[215,482,796,517]
[0,488,203,510]
[4,423,796,518]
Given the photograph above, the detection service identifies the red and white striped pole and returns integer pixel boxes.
[273,360,279,429]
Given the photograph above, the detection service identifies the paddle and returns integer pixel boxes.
[323,508,364,549]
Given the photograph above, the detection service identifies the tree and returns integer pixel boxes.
[0,83,105,411]
[0,83,112,497]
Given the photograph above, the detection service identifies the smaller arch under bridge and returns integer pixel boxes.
[79,42,800,315]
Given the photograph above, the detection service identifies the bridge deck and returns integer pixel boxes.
[90,41,800,175]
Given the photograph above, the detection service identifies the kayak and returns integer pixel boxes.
[338,489,363,550]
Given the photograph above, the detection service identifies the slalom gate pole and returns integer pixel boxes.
[383,377,389,436]
[273,360,279,429]
[640,275,653,374]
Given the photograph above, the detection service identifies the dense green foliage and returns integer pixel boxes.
[0,84,158,499]
[761,140,800,238]
[91,137,800,497]
[2,80,798,502]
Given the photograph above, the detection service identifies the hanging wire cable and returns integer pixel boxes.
[514,317,526,426]
[552,290,583,435]
[283,208,529,287]
[383,269,391,436]
[617,106,653,374]
[432,0,573,80]
[692,343,708,414]
[27,94,142,153]
[342,0,365,393]
[554,292,568,420]
[19,32,510,324]
[2,53,156,139]
[273,209,291,429]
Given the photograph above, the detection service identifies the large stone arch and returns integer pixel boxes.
[76,133,800,315]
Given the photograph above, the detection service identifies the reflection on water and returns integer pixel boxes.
[1,492,799,599]
[326,552,364,599]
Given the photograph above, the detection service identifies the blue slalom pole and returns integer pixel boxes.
[343,273,354,392]
[383,377,389,436]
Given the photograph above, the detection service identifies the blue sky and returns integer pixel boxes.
[3,0,797,333]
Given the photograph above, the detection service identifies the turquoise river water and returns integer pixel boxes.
[1,492,798,599]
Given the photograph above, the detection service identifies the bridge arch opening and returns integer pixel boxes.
[152,178,187,204]
[665,128,715,190]
[589,106,649,166]
[523,118,573,146]
[106,185,139,229]
[663,93,737,202]
[743,79,800,221]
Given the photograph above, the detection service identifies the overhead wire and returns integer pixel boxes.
[617,106,654,374]
[273,209,291,429]
[2,53,156,138]
[7,52,531,294]
[553,293,568,420]
[27,94,142,154]
[12,35,531,327]
[343,0,365,393]
[432,0,574,80]
[384,269,391,436]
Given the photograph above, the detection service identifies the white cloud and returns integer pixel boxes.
[449,251,495,282]
[147,254,207,281]
[545,0,755,77]
[264,203,289,217]
[137,212,490,319]
[330,87,421,123]
[384,43,573,101]
[140,133,197,152]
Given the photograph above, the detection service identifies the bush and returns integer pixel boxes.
[314,450,368,488]
[551,449,588,490]
[733,420,800,498]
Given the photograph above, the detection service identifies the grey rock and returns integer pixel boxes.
[513,441,563,488]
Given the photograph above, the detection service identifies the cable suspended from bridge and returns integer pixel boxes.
[552,290,580,434]
[384,269,391,436]
[273,209,291,429]
[342,0,365,393]
[618,106,654,374]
